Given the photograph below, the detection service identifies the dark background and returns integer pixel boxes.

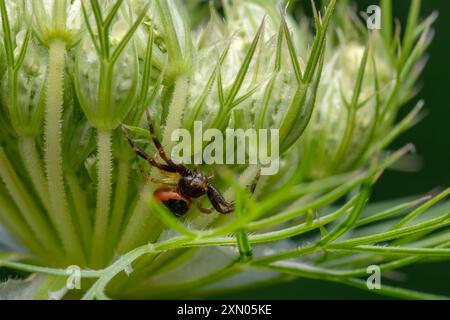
[374,0,450,201]
[218,0,450,299]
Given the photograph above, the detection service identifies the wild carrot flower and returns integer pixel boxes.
[0,0,448,300]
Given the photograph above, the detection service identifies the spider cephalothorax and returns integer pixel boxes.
[178,172,209,198]
[123,110,242,217]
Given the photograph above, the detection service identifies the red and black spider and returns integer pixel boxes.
[123,111,258,217]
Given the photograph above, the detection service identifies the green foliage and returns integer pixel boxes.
[0,0,447,300]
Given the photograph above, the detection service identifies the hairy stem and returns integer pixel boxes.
[118,76,189,253]
[107,161,130,257]
[18,137,49,210]
[0,148,61,257]
[66,173,93,255]
[117,198,162,253]
[161,75,189,148]
[92,130,113,267]
[44,40,85,264]
[0,185,45,256]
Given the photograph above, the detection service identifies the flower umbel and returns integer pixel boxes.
[0,0,448,300]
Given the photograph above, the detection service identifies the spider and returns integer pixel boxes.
[122,110,259,217]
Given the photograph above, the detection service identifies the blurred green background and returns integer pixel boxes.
[218,0,450,299]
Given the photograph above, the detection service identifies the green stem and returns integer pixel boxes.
[52,0,67,30]
[33,276,70,300]
[44,39,85,264]
[0,148,61,257]
[255,263,449,300]
[66,173,93,255]
[0,186,45,256]
[98,61,113,120]
[236,230,252,260]
[118,76,189,253]
[328,107,356,175]
[92,130,113,267]
[107,161,130,256]
[194,165,260,230]
[390,188,450,230]
[127,262,243,299]
[161,75,189,148]
[83,245,154,300]
[18,137,49,210]
[235,186,253,260]
[381,0,393,45]
[399,0,421,72]
[117,196,162,253]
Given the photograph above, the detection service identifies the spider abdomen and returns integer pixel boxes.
[154,188,192,217]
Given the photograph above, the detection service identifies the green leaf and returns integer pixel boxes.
[281,16,303,84]
[303,0,336,83]
[211,18,265,129]
[111,4,149,64]
[278,51,324,153]
[0,0,15,66]
[319,182,372,245]
[149,198,198,238]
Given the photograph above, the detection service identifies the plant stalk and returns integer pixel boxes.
[44,39,85,264]
[18,137,49,210]
[66,172,93,254]
[0,148,61,257]
[107,161,130,257]
[92,129,113,267]
[0,184,46,256]
[118,75,189,253]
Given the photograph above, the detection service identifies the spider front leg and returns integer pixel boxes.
[207,184,235,214]
[145,110,189,176]
[249,169,261,195]
[197,198,213,214]
[206,169,261,214]
[137,164,179,186]
[121,126,177,173]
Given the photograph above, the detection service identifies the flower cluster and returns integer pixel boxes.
[0,0,448,300]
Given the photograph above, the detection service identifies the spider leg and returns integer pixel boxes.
[138,165,174,184]
[197,198,213,214]
[122,126,176,173]
[138,165,178,185]
[249,169,261,195]
[145,110,189,176]
[205,170,261,214]
[149,152,181,178]
[162,171,180,178]
[207,183,234,214]
[152,178,178,185]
